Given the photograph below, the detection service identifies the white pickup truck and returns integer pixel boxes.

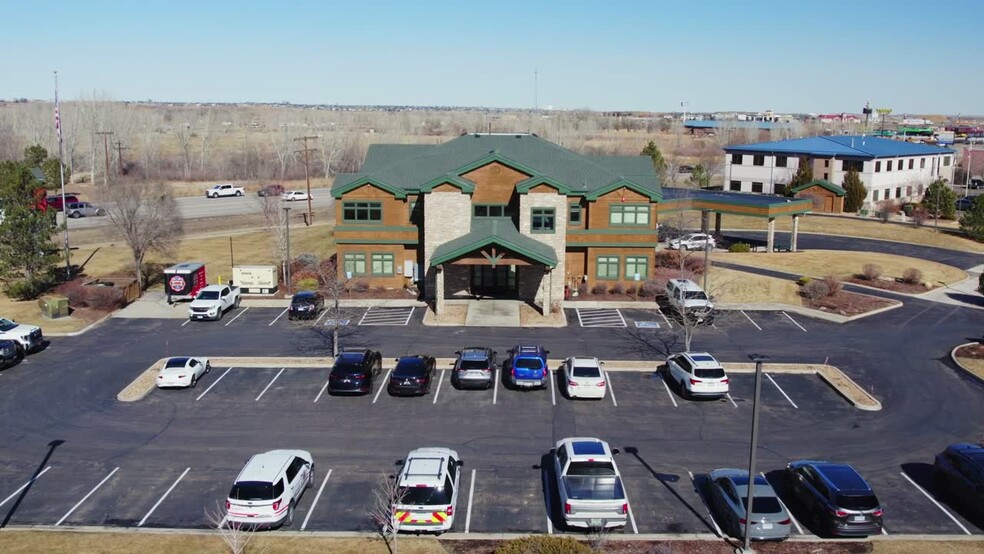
[187,285,241,321]
[205,183,244,198]
[0,317,43,354]
[552,437,628,530]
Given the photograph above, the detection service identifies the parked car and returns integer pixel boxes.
[206,183,244,198]
[552,437,628,530]
[0,317,43,354]
[65,201,105,218]
[226,449,314,529]
[393,447,463,533]
[45,194,81,212]
[666,352,729,399]
[187,285,241,321]
[451,347,496,390]
[282,190,311,201]
[665,278,715,324]
[156,356,211,389]
[288,291,324,320]
[328,348,382,395]
[561,356,607,400]
[784,461,883,537]
[0,339,22,369]
[257,184,285,197]
[934,443,984,518]
[956,196,975,211]
[707,468,791,541]
[969,178,984,189]
[387,355,436,396]
[668,232,716,251]
[505,344,549,389]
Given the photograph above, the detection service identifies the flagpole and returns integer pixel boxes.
[54,70,71,279]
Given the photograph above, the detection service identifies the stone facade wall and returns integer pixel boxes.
[444,265,471,297]
[518,191,567,310]
[423,191,472,301]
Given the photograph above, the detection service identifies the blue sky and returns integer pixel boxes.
[2,0,982,114]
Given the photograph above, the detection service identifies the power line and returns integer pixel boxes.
[294,135,318,226]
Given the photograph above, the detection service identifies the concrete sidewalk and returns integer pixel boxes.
[920,264,984,310]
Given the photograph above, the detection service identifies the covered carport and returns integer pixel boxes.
[657,188,813,252]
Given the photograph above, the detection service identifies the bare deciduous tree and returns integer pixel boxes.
[173,121,194,180]
[368,472,408,554]
[99,182,183,289]
[259,195,290,284]
[269,119,294,180]
[199,109,218,176]
[307,255,361,356]
[204,502,256,554]
[318,131,346,179]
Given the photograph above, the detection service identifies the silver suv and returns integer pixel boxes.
[669,233,716,251]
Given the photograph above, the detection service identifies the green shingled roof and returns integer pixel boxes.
[430,218,558,268]
[333,134,662,200]
[789,179,846,197]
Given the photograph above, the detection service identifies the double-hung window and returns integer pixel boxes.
[371,253,394,275]
[342,201,382,223]
[343,253,367,276]
[531,208,555,233]
[624,257,648,280]
[610,204,650,226]
[596,256,619,280]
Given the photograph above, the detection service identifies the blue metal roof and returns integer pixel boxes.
[724,135,955,159]
[684,120,795,130]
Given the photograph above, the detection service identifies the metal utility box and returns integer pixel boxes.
[164,262,206,303]
[234,265,279,295]
[39,295,70,319]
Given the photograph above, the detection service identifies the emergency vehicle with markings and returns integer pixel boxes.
[393,447,463,533]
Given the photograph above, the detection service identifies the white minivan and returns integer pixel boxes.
[226,449,314,529]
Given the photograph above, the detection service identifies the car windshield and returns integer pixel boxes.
[229,481,274,501]
[684,291,708,300]
[695,367,725,378]
[393,361,426,377]
[165,358,189,369]
[515,358,543,370]
[741,496,783,514]
[836,494,880,511]
[399,485,450,506]
[572,365,601,378]
[566,461,615,476]
[197,291,220,300]
[0,318,17,331]
[332,363,365,375]
[459,360,489,370]
[292,298,316,306]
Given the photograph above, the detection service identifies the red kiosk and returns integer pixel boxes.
[164,262,206,304]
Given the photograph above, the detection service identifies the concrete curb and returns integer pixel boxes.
[117,358,880,411]
[950,343,984,386]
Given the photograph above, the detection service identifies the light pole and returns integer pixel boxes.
[741,353,768,553]
[284,207,292,295]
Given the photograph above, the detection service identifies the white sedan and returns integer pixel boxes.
[156,356,210,388]
[562,356,607,399]
[282,190,311,201]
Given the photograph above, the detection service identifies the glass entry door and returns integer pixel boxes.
[471,265,517,296]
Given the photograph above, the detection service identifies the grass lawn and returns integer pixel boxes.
[706,266,802,305]
[955,356,984,382]
[713,250,967,287]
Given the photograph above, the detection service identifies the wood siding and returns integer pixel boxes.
[464,162,530,204]
[585,188,655,230]
[336,244,417,289]
[795,186,844,213]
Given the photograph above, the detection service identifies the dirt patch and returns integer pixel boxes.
[519,303,567,327]
[803,290,897,317]
[846,277,932,294]
[423,304,468,326]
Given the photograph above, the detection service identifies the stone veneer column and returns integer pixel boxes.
[518,191,567,312]
[423,191,472,304]
[766,217,776,253]
[791,214,800,252]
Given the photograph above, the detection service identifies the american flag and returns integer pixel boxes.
[54,103,62,144]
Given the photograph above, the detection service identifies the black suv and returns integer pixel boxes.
[785,461,883,537]
[934,443,984,518]
[451,347,496,390]
[327,349,382,395]
[288,291,324,320]
[387,355,436,396]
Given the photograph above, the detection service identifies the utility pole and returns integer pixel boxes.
[740,353,768,554]
[294,135,318,226]
[284,207,292,295]
[54,70,71,279]
[114,140,128,175]
[876,108,892,136]
[96,131,113,185]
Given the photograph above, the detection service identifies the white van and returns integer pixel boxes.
[665,278,715,323]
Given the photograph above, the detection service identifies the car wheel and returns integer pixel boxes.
[235,190,242,197]
[190,375,198,388]
[680,244,689,251]
[216,309,224,321]
[307,467,315,489]
[69,211,81,218]
[285,501,295,527]
[934,469,949,500]
[205,361,211,373]
[680,379,689,399]
[234,297,241,308]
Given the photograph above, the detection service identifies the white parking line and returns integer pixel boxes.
[549,370,556,406]
[689,470,723,537]
[624,492,639,534]
[432,370,445,404]
[781,311,807,332]
[301,468,332,531]
[464,469,476,533]
[899,471,971,535]
[725,393,738,408]
[138,467,189,527]
[542,468,554,534]
[608,373,618,407]
[313,376,331,403]
[55,467,120,526]
[0,466,51,508]
[765,373,799,409]
[180,319,191,327]
[657,308,673,328]
[882,526,889,535]
[740,309,762,330]
[313,310,328,326]
[269,307,289,326]
[372,369,392,404]
[575,308,585,327]
[759,472,803,534]
[255,367,286,401]
[404,307,415,325]
[493,369,499,405]
[223,307,249,327]
[661,377,678,408]
[196,367,232,401]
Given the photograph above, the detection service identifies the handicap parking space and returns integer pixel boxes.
[358,306,416,326]
[574,308,626,328]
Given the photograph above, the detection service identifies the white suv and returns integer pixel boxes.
[226,449,314,529]
[666,352,729,399]
[393,447,462,533]
[668,233,716,251]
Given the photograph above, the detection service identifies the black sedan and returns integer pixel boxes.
[935,443,984,518]
[387,355,436,396]
[328,349,382,395]
[288,291,324,320]
[0,339,21,369]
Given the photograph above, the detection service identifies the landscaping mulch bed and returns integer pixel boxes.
[441,539,872,554]
[803,290,896,316]
[846,277,932,294]
[956,343,984,359]
[569,293,653,302]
